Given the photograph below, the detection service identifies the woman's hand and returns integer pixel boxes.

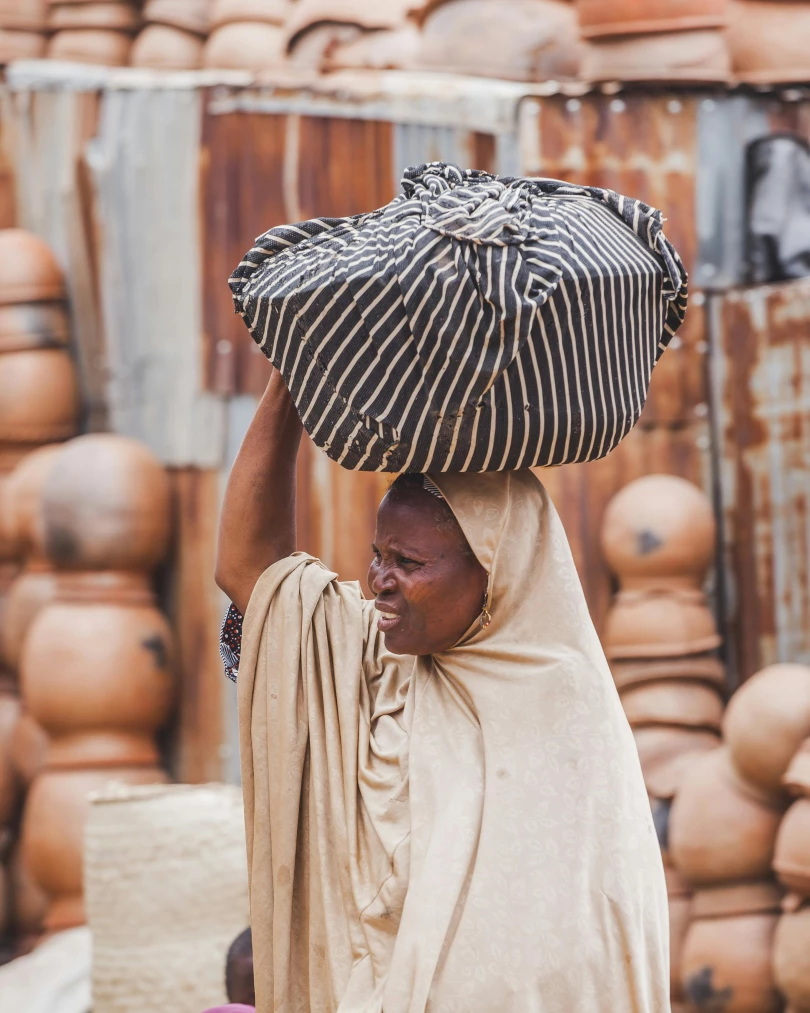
[215,368,303,616]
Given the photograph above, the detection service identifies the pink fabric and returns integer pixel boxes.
[201,1006,255,1012]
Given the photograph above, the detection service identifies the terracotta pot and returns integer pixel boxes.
[0,349,79,445]
[0,230,65,305]
[130,23,204,68]
[577,0,728,39]
[416,0,582,82]
[620,680,724,731]
[581,28,731,83]
[2,444,64,561]
[774,905,810,1010]
[46,27,132,64]
[633,725,720,799]
[325,24,421,71]
[669,748,784,887]
[0,0,47,31]
[729,1,810,84]
[210,0,289,28]
[43,434,171,572]
[681,912,781,1013]
[0,303,70,353]
[9,709,48,786]
[724,664,810,803]
[0,566,59,673]
[202,20,285,68]
[775,800,810,896]
[691,880,783,919]
[21,597,174,767]
[8,844,47,939]
[0,29,46,61]
[785,738,810,797]
[48,1,141,30]
[143,0,210,33]
[611,653,726,690]
[21,764,167,930]
[0,690,21,826]
[670,892,692,1002]
[603,590,721,660]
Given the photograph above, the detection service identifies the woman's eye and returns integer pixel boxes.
[399,557,419,567]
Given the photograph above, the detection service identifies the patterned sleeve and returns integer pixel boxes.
[219,602,244,683]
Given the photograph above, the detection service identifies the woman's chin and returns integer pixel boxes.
[382,629,414,655]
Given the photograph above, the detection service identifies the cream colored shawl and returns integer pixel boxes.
[238,470,669,1013]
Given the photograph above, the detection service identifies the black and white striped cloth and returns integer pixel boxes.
[230,162,687,473]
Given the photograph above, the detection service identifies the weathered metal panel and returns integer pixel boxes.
[716,279,810,681]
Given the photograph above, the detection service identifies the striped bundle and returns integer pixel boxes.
[230,162,688,473]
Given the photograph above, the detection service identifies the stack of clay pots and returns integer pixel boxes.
[576,0,731,83]
[202,0,287,70]
[17,433,174,935]
[0,0,48,62]
[46,0,142,65]
[728,1,810,83]
[131,0,209,69]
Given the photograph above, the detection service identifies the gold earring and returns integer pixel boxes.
[480,591,492,630]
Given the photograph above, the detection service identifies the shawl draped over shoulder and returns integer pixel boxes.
[237,470,669,1013]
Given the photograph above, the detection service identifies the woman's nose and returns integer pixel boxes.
[370,562,396,595]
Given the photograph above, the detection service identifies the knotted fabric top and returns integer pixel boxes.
[230,162,687,473]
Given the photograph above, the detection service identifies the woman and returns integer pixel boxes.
[216,370,669,1013]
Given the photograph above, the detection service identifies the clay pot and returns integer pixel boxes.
[670,892,692,1002]
[130,23,204,68]
[210,0,289,27]
[43,434,171,572]
[0,29,46,61]
[0,350,79,445]
[416,0,582,82]
[21,764,167,930]
[581,28,731,83]
[0,690,21,826]
[0,230,65,305]
[577,0,728,39]
[8,844,48,940]
[681,912,781,1013]
[611,654,726,690]
[620,680,724,731]
[603,590,721,660]
[785,739,810,797]
[774,905,810,1010]
[0,303,70,353]
[1,566,59,673]
[729,1,810,84]
[202,20,285,68]
[724,664,810,803]
[634,725,720,799]
[325,25,421,71]
[48,2,141,30]
[775,800,810,896]
[669,748,784,887]
[21,592,174,768]
[46,27,132,64]
[143,0,210,33]
[9,709,48,786]
[0,0,47,31]
[2,444,63,561]
[691,880,783,919]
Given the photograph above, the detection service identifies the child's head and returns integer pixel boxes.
[225,927,254,1007]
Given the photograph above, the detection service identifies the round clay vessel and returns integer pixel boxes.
[43,434,171,572]
[611,653,726,690]
[2,444,64,561]
[0,303,70,353]
[21,597,174,766]
[0,230,65,305]
[581,28,731,83]
[669,748,784,887]
[0,566,59,673]
[8,844,47,939]
[691,880,783,919]
[724,663,810,803]
[633,725,720,799]
[48,2,141,30]
[0,349,79,445]
[130,23,204,68]
[0,690,21,827]
[729,1,810,84]
[9,709,49,787]
[620,680,724,731]
[143,0,210,33]
[775,800,810,896]
[325,23,421,71]
[603,590,721,660]
[774,904,810,1009]
[46,28,132,65]
[202,20,285,69]
[210,0,290,28]
[21,764,168,931]
[0,29,46,61]
[0,0,47,31]
[670,892,691,1002]
[577,0,728,39]
[785,738,810,797]
[681,912,781,1013]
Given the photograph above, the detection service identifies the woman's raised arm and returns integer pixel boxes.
[215,368,303,616]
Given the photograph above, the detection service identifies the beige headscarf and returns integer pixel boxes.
[238,470,669,1013]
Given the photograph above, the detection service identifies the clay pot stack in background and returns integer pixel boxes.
[131,0,209,69]
[576,0,731,83]
[46,0,142,65]
[18,433,173,935]
[728,1,810,84]
[0,0,48,62]
[202,0,287,71]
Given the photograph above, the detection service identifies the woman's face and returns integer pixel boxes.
[368,483,489,656]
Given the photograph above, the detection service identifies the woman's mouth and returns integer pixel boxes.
[376,607,403,633]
